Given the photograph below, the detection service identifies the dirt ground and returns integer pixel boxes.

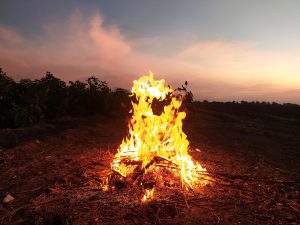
[0,107,299,225]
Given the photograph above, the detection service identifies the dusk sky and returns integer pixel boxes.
[1,0,300,103]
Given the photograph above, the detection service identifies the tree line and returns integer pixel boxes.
[1,68,299,129]
[0,68,130,128]
[194,100,300,119]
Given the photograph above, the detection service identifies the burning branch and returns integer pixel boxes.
[105,73,208,201]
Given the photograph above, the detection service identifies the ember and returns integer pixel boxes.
[105,73,208,200]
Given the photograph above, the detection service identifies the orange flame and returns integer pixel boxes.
[111,72,206,200]
[141,188,154,202]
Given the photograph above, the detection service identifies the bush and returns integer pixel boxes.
[0,68,130,128]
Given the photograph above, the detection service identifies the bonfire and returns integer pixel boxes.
[104,73,208,201]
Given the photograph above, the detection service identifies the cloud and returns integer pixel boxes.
[0,10,299,103]
[0,11,136,82]
[0,26,24,45]
[173,40,300,102]
[176,41,300,85]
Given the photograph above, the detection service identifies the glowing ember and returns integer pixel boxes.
[110,72,207,200]
[141,188,154,202]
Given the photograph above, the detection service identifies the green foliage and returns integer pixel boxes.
[0,68,131,128]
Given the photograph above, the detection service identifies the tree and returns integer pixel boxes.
[68,80,88,116]
[0,68,18,127]
[86,76,111,115]
[39,72,67,120]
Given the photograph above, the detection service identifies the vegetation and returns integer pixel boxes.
[194,100,300,120]
[1,67,300,129]
[0,68,130,128]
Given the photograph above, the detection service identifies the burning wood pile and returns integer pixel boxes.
[102,73,208,201]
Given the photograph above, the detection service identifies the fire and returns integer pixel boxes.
[110,72,207,200]
[141,188,154,202]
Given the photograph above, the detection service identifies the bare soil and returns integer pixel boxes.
[0,107,299,225]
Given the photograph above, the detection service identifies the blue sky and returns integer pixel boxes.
[2,0,300,45]
[0,0,300,102]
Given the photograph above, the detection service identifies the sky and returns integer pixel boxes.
[0,0,300,103]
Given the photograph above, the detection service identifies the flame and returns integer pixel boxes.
[111,72,206,200]
[141,188,154,202]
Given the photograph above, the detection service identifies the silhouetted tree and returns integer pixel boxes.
[0,68,18,127]
[1,68,300,129]
[67,80,88,116]
[86,76,111,115]
[111,88,131,111]
[39,72,67,120]
[12,78,43,126]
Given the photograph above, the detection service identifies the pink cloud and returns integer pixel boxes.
[0,26,24,45]
[175,41,300,97]
[0,10,299,103]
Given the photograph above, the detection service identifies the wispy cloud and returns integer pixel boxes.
[0,26,24,45]
[0,10,299,103]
